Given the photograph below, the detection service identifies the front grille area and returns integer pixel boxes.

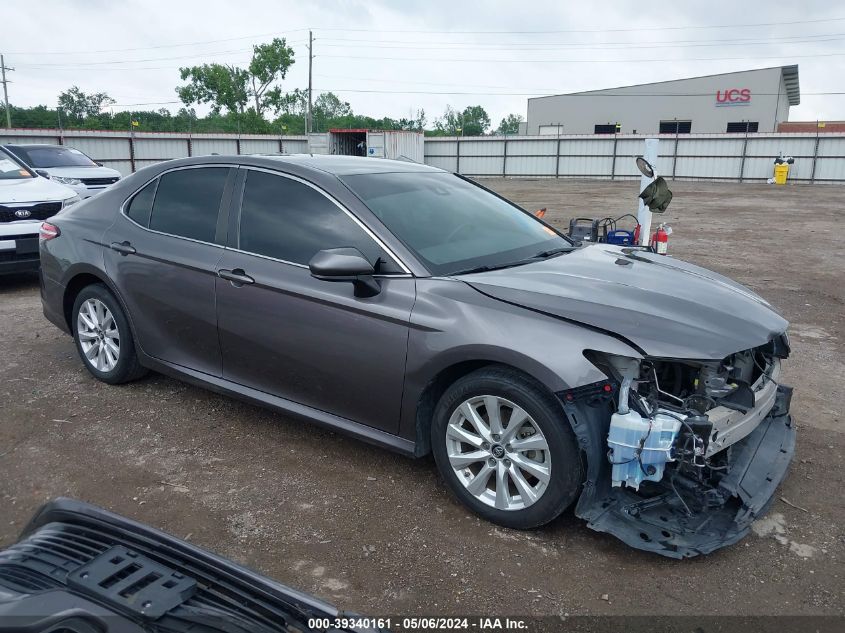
[0,201,62,223]
[0,252,39,262]
[80,177,119,186]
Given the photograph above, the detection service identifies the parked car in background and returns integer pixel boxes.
[39,155,793,558]
[3,143,121,198]
[0,498,368,632]
[0,146,80,275]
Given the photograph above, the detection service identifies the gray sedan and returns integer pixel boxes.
[38,155,794,558]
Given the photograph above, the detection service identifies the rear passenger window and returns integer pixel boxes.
[125,179,157,227]
[149,168,229,242]
[239,171,385,267]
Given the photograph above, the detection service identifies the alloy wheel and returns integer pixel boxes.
[77,298,121,373]
[445,395,551,510]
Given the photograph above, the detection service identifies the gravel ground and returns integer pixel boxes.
[0,178,843,617]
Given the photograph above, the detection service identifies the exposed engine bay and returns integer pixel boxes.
[561,333,794,558]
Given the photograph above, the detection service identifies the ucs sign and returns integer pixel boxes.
[716,89,751,106]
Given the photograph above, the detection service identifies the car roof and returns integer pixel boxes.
[4,144,67,149]
[150,154,442,177]
[256,154,442,176]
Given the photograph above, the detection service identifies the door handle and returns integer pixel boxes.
[110,241,136,256]
[217,268,255,286]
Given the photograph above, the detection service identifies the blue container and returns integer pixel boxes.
[606,229,635,245]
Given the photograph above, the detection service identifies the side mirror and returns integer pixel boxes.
[36,169,51,178]
[309,247,381,297]
[635,156,655,178]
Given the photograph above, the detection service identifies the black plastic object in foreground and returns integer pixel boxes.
[0,498,368,632]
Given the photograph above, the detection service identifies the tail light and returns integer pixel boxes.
[39,222,61,241]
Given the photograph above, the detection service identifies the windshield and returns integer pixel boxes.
[11,146,97,168]
[0,152,33,180]
[342,172,571,275]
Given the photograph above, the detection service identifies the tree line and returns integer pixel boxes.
[6,38,524,136]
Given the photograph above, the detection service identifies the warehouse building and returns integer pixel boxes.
[524,65,799,135]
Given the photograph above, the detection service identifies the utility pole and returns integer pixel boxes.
[306,30,313,134]
[1,55,13,128]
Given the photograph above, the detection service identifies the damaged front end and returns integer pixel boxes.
[561,334,795,558]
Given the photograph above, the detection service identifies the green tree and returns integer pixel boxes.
[433,105,490,136]
[57,86,115,120]
[460,105,491,136]
[177,38,295,117]
[497,113,524,135]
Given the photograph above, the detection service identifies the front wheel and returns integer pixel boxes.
[431,367,583,529]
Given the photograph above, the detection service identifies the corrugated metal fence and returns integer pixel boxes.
[2,128,844,183]
[0,128,308,176]
[424,133,845,183]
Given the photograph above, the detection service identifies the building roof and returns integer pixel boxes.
[529,65,800,106]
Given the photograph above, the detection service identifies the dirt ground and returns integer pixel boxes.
[1,179,843,617]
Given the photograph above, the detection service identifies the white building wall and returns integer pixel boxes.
[527,67,792,135]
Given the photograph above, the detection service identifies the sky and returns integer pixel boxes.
[4,0,845,127]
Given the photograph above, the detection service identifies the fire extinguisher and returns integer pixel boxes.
[650,223,669,255]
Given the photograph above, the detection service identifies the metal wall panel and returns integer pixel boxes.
[560,138,615,156]
[814,158,845,180]
[817,137,845,157]
[506,156,556,176]
[281,139,309,153]
[675,156,743,179]
[557,155,614,176]
[66,137,130,160]
[746,137,816,157]
[107,160,135,176]
[132,138,189,160]
[192,138,239,156]
[461,156,504,175]
[459,139,504,157]
[3,129,843,182]
[506,138,558,155]
[240,139,283,155]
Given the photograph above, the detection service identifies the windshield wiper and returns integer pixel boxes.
[531,246,578,259]
[450,261,526,276]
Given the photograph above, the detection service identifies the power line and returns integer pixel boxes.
[317,31,845,46]
[310,15,845,34]
[7,15,845,57]
[315,34,845,52]
[6,30,310,56]
[15,44,308,68]
[318,51,845,63]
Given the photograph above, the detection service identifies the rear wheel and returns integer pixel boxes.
[72,284,147,384]
[431,366,583,529]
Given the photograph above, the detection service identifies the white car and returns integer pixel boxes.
[3,144,121,199]
[0,147,80,275]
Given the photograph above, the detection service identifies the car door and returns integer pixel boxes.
[215,168,416,433]
[103,166,235,376]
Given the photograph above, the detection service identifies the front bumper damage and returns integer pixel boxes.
[561,384,795,558]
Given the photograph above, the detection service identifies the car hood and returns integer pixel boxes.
[0,176,77,204]
[39,165,121,179]
[461,244,788,360]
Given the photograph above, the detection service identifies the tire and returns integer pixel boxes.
[431,366,583,529]
[72,283,147,384]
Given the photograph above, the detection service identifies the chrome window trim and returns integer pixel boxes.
[238,166,412,276]
[224,246,413,279]
[118,164,237,249]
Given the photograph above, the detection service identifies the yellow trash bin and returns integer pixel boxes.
[774,163,789,185]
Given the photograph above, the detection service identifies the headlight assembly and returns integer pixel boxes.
[62,195,82,209]
[52,176,82,186]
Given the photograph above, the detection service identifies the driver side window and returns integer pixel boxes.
[238,170,398,271]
